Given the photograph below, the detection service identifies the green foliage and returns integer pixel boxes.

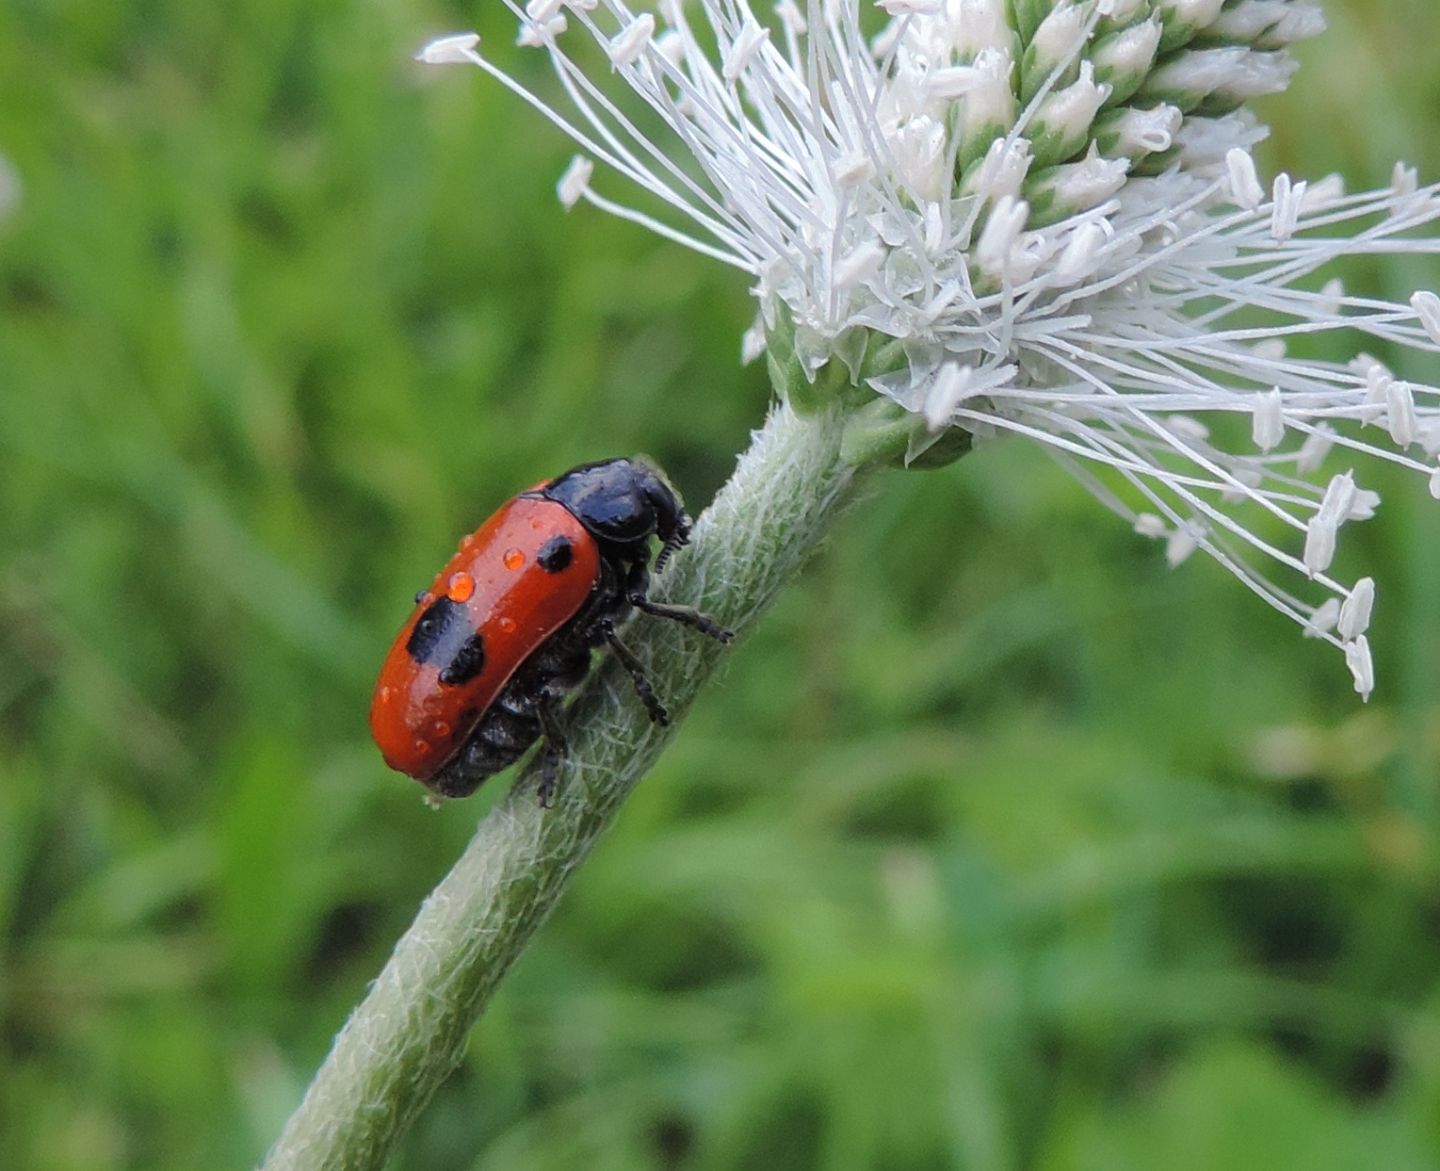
[1,1,1438,1168]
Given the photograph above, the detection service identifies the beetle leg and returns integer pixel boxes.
[600,620,670,726]
[535,689,567,808]
[627,593,734,643]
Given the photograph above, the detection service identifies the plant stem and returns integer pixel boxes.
[261,401,859,1171]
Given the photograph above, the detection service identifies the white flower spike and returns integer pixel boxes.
[420,0,1440,699]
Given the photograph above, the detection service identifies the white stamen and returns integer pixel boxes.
[607,15,655,66]
[1134,513,1167,539]
[556,155,593,209]
[1352,350,1393,380]
[1270,172,1304,241]
[1252,387,1285,452]
[1317,277,1345,316]
[975,196,1029,278]
[869,18,903,59]
[1419,422,1440,458]
[1317,472,1358,526]
[1167,525,1200,567]
[1350,489,1381,522]
[1226,148,1265,210]
[518,16,567,48]
[774,0,806,35]
[1304,598,1340,638]
[1301,174,1345,209]
[1345,636,1374,701]
[1167,415,1210,443]
[1056,222,1108,281]
[1363,364,1394,415]
[1296,427,1335,475]
[1337,577,1375,640]
[1411,291,1440,345]
[1303,513,1336,575]
[1385,380,1418,447]
[417,32,480,64]
[1220,464,1263,504]
[654,30,685,67]
[722,19,769,81]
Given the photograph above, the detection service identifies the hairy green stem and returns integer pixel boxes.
[261,401,860,1171]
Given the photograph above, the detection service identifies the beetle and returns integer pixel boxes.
[369,458,732,804]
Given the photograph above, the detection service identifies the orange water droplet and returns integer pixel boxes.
[498,617,516,633]
[447,571,475,602]
[503,548,525,570]
[413,739,432,756]
[431,720,451,738]
[460,533,475,549]
[378,686,392,702]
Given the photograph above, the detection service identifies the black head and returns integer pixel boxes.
[539,458,691,567]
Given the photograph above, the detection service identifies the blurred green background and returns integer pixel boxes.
[3,1,1440,1168]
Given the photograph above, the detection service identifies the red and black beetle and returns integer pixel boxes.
[369,458,732,803]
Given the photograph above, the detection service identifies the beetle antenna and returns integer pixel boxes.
[654,512,691,573]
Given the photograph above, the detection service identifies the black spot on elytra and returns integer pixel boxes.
[537,535,574,573]
[406,597,466,665]
[439,632,487,686]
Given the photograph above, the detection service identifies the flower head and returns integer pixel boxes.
[421,0,1440,698]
